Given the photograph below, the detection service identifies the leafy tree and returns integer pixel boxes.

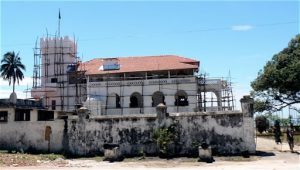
[0,51,26,94]
[255,115,270,134]
[253,100,272,113]
[263,112,289,126]
[251,34,300,113]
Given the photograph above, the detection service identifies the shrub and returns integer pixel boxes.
[255,115,270,134]
[153,123,180,158]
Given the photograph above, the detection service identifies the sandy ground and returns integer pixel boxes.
[1,137,300,170]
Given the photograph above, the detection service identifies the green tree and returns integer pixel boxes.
[0,51,26,94]
[251,34,300,113]
[253,99,272,113]
[263,112,289,126]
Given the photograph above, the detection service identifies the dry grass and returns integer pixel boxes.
[257,134,300,145]
[0,150,66,167]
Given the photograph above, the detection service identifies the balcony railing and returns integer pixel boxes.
[88,76,196,87]
[0,99,43,109]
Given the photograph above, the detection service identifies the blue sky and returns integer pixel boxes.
[0,0,299,111]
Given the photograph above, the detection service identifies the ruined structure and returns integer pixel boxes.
[0,96,255,156]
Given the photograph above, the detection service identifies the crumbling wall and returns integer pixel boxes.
[169,113,252,155]
[65,111,255,156]
[0,120,64,153]
[0,96,255,156]
[67,115,158,156]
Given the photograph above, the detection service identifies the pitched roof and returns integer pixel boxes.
[79,55,199,75]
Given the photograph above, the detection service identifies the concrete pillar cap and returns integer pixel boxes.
[240,95,254,102]
[78,106,88,113]
[156,103,166,108]
[9,92,17,104]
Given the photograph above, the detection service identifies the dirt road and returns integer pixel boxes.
[2,137,300,170]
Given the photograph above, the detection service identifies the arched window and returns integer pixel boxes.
[116,94,121,108]
[107,93,121,108]
[152,91,165,107]
[175,90,188,106]
[130,92,143,108]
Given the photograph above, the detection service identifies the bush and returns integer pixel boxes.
[255,115,270,134]
[153,123,180,158]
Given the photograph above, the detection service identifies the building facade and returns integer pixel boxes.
[83,56,199,115]
[31,37,234,116]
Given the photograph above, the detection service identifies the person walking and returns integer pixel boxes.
[274,120,282,144]
[286,123,294,152]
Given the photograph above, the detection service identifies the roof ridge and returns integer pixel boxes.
[80,55,199,75]
[89,54,182,60]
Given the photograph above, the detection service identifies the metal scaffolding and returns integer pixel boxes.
[32,33,87,112]
[197,73,235,112]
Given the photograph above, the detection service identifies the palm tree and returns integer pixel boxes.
[0,51,26,98]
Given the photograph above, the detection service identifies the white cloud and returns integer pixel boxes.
[0,76,32,99]
[231,25,253,31]
[0,89,29,99]
[0,76,32,87]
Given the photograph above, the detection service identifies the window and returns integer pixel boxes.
[51,78,58,83]
[116,94,121,108]
[51,100,56,110]
[107,93,121,108]
[38,110,54,121]
[68,74,87,84]
[15,109,30,121]
[130,92,143,108]
[0,111,8,122]
[152,91,165,107]
[102,58,120,71]
[175,90,189,106]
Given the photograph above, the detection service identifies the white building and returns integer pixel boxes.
[82,56,199,115]
[31,37,234,116]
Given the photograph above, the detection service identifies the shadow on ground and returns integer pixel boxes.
[255,151,275,157]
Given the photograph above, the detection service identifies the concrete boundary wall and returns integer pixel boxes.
[0,96,255,156]
[65,110,255,156]
[0,120,64,153]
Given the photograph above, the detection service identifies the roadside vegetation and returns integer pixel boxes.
[0,150,66,167]
[251,34,300,113]
[256,133,300,145]
[251,34,300,147]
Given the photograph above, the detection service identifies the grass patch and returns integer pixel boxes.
[122,157,199,163]
[0,151,66,167]
[218,156,258,162]
[91,156,104,162]
[257,134,300,145]
[40,153,64,161]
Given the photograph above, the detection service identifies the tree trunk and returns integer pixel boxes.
[13,78,15,93]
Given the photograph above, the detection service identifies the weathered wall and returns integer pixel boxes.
[65,111,255,156]
[67,115,158,156]
[0,108,64,153]
[0,120,64,153]
[0,97,255,156]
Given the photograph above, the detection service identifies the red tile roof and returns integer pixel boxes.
[79,55,199,75]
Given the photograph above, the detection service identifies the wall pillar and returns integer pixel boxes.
[78,106,89,119]
[156,103,167,128]
[240,95,254,117]
[240,95,256,154]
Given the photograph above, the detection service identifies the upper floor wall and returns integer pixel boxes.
[86,76,198,115]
